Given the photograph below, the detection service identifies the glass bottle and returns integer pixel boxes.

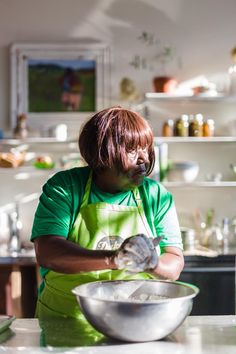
[174,114,189,137]
[222,217,231,252]
[189,114,203,137]
[203,119,215,137]
[162,119,174,137]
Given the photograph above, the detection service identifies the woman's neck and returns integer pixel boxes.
[93,169,126,194]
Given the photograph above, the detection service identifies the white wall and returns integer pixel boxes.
[0,0,236,241]
[0,0,236,131]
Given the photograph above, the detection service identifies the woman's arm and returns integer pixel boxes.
[34,236,184,280]
[152,246,184,280]
[34,235,117,273]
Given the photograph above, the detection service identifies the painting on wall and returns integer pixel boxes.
[28,58,96,113]
[10,42,110,129]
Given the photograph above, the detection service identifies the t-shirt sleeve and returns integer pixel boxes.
[31,172,73,240]
[154,184,183,250]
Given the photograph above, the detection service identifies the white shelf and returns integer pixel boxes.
[0,165,60,176]
[0,137,77,145]
[163,181,236,188]
[145,92,236,102]
[154,136,236,143]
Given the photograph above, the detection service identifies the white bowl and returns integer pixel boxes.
[167,161,199,183]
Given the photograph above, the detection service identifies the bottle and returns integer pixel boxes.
[13,114,29,139]
[162,119,174,137]
[221,217,231,252]
[203,119,215,137]
[189,114,203,137]
[174,115,189,137]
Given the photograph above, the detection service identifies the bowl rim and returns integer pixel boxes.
[72,279,199,304]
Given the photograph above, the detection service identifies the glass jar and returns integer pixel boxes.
[189,114,203,137]
[203,119,215,137]
[162,119,174,137]
[174,115,189,137]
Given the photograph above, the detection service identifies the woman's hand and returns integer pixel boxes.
[114,234,162,273]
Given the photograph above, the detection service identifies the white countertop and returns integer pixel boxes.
[0,316,236,353]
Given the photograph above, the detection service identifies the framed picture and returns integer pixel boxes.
[10,42,111,129]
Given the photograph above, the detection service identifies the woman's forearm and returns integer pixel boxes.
[152,247,184,280]
[34,235,117,273]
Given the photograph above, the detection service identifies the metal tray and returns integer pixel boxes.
[0,316,15,334]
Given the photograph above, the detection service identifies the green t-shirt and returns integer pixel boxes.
[31,166,182,281]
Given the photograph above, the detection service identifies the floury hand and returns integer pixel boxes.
[114,234,163,273]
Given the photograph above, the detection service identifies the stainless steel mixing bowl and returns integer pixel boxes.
[72,279,199,342]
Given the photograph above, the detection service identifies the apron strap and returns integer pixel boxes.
[133,188,154,238]
[80,171,93,208]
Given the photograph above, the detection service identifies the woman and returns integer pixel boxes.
[31,106,184,319]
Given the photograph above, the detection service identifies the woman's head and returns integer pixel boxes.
[79,106,155,177]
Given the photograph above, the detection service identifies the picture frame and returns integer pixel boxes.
[10,42,111,130]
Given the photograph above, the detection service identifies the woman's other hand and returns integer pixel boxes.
[114,234,161,273]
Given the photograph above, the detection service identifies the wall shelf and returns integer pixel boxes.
[154,136,236,143]
[145,92,236,102]
[0,137,77,145]
[163,181,236,188]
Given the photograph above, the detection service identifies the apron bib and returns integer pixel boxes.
[37,172,158,319]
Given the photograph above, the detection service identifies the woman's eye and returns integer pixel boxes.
[128,151,137,160]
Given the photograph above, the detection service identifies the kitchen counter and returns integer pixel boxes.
[0,316,236,353]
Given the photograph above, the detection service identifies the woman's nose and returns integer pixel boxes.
[137,149,149,164]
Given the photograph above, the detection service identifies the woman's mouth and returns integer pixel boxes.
[133,163,147,176]
[128,164,147,182]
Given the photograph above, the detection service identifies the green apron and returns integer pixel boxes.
[36,172,158,319]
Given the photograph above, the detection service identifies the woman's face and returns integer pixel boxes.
[125,147,150,185]
[95,147,150,193]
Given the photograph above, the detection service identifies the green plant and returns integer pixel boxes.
[129,31,176,73]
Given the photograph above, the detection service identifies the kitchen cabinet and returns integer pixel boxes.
[144,92,236,229]
[179,254,235,315]
[0,257,38,318]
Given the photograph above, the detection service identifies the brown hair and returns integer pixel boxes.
[79,106,155,175]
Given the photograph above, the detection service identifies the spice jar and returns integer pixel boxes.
[189,114,203,137]
[174,115,189,137]
[162,119,174,137]
[203,119,215,137]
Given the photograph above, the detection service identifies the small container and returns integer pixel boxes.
[181,227,197,251]
[162,119,174,137]
[174,115,189,137]
[189,114,203,137]
[203,119,215,137]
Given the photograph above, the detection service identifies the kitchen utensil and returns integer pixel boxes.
[181,227,197,250]
[72,279,199,342]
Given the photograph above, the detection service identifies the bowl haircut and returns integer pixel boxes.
[79,106,155,175]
